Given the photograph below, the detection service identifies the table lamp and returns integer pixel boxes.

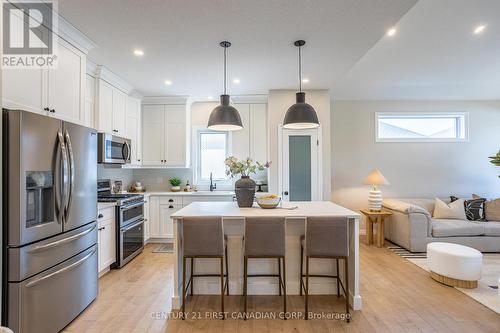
[363,169,390,211]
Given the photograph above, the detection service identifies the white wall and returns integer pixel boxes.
[268,90,331,199]
[331,100,500,213]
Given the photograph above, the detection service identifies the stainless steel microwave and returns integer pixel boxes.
[97,133,131,164]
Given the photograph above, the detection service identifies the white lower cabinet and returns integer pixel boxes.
[143,196,150,243]
[97,207,116,274]
[147,194,233,241]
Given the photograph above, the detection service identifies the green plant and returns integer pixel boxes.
[224,156,271,178]
[489,150,500,178]
[169,177,182,187]
[489,150,500,166]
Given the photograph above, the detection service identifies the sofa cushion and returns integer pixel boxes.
[484,222,500,236]
[485,198,500,221]
[433,198,467,220]
[432,219,485,237]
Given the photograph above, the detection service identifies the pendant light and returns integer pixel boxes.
[207,41,243,131]
[283,40,319,129]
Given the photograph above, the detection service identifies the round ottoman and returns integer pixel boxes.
[427,242,482,289]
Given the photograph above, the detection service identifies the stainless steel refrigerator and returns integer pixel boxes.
[2,110,98,333]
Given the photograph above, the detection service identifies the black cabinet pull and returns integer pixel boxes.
[50,109,55,113]
[44,107,50,112]
[98,214,104,218]
[168,199,173,202]
[169,205,174,208]
[113,129,118,133]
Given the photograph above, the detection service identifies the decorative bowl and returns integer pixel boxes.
[256,195,281,209]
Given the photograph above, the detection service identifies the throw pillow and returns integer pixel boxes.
[450,196,486,221]
[433,198,467,220]
[475,196,500,221]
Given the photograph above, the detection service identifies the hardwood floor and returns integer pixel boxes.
[64,240,500,333]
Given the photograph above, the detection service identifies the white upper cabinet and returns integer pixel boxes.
[46,40,86,123]
[95,78,129,136]
[250,104,268,163]
[84,74,95,128]
[112,89,127,136]
[126,96,142,165]
[232,104,250,160]
[232,103,267,163]
[142,103,190,168]
[2,38,86,125]
[142,105,165,166]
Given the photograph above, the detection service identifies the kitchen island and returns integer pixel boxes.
[171,201,362,310]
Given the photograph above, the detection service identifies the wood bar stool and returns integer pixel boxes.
[300,217,350,322]
[243,217,286,320]
[181,216,229,320]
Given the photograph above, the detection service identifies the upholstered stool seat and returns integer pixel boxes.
[181,216,229,319]
[300,217,350,322]
[243,217,287,320]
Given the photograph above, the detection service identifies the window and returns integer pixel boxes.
[375,112,468,142]
[197,130,228,180]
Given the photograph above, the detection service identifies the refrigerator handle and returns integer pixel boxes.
[64,130,75,221]
[55,131,68,224]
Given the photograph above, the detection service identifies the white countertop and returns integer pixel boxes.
[136,191,235,196]
[171,201,361,219]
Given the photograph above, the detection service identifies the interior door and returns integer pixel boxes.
[6,111,64,247]
[281,129,320,202]
[63,122,98,232]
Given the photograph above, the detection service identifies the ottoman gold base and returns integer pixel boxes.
[430,271,478,289]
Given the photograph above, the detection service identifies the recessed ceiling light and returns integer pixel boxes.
[473,24,486,34]
[207,96,213,100]
[387,28,397,37]
[302,78,309,83]
[133,49,144,56]
[164,80,172,86]
[233,78,240,84]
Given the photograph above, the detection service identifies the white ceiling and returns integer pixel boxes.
[58,0,417,98]
[333,0,500,100]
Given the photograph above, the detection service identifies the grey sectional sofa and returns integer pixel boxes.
[382,198,500,253]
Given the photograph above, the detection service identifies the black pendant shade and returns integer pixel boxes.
[283,40,320,129]
[208,41,243,131]
[207,94,243,131]
[283,92,319,129]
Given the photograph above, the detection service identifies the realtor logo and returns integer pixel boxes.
[2,0,58,68]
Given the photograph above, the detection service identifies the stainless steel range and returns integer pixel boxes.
[97,180,145,268]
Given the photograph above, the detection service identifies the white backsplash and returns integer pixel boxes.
[97,165,134,190]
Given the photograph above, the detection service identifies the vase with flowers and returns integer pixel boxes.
[224,156,271,207]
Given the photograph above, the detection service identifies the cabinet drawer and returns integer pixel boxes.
[159,196,182,206]
[97,207,114,221]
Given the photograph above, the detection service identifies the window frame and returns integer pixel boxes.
[375,112,469,143]
[192,127,233,189]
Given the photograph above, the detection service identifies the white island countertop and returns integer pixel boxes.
[170,201,362,312]
[172,201,360,219]
[144,191,234,196]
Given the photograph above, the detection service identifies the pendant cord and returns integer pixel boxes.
[223,46,227,95]
[298,44,302,92]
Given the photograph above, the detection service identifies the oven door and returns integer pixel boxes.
[119,219,144,267]
[98,133,131,164]
[119,201,144,227]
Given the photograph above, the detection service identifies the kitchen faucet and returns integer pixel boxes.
[209,172,217,192]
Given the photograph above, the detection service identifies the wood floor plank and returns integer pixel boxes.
[64,240,500,333]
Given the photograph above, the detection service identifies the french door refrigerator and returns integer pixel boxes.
[2,109,98,333]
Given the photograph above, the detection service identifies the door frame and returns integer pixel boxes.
[277,125,323,201]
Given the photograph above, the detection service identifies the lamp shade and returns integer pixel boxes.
[208,94,243,131]
[283,92,320,129]
[363,169,390,186]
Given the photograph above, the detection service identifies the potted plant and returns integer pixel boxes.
[224,156,271,207]
[489,150,500,177]
[169,177,182,192]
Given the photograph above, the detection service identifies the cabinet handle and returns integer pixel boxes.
[50,109,55,113]
[137,159,141,162]
[44,107,50,112]
[169,205,174,209]
[98,214,104,218]
[168,199,173,202]
[113,129,118,133]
